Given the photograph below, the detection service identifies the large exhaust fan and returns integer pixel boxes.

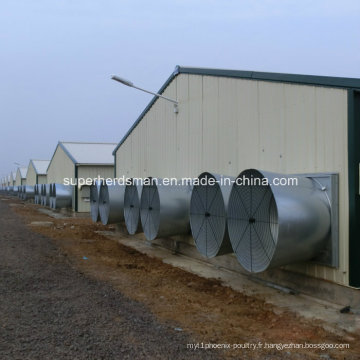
[42,184,50,207]
[90,181,102,222]
[34,184,40,204]
[189,172,234,258]
[50,183,73,209]
[98,183,125,225]
[140,178,192,241]
[227,169,338,273]
[23,185,35,201]
[124,180,142,235]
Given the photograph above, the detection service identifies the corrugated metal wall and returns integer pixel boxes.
[115,74,349,286]
[15,168,26,186]
[26,163,37,186]
[37,175,47,184]
[47,146,75,184]
[15,169,22,186]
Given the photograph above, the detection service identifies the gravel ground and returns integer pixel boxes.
[0,199,218,360]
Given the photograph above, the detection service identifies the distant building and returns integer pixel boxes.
[47,141,116,212]
[26,160,50,186]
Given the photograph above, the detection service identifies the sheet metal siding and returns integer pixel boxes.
[26,163,37,186]
[115,74,349,286]
[47,145,75,184]
[15,169,23,186]
[37,175,47,184]
[77,165,114,212]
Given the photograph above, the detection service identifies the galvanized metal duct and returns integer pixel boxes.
[42,184,49,207]
[18,186,22,199]
[12,186,18,196]
[23,185,35,201]
[140,178,192,241]
[98,183,125,225]
[34,184,40,204]
[227,169,332,273]
[90,181,102,222]
[52,183,73,209]
[40,184,44,205]
[50,183,56,209]
[21,185,25,200]
[49,184,53,208]
[37,184,41,204]
[124,180,143,235]
[44,184,50,207]
[189,172,234,258]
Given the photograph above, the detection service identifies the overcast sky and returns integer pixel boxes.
[1,0,360,178]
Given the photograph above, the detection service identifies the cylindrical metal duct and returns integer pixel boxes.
[48,184,52,208]
[41,184,45,206]
[18,186,22,199]
[140,178,192,241]
[50,183,55,209]
[40,184,44,205]
[44,184,50,207]
[23,185,35,201]
[22,185,26,200]
[34,184,39,204]
[53,183,73,209]
[189,172,234,258]
[124,180,143,235]
[37,184,41,204]
[98,182,126,225]
[227,169,331,273]
[90,180,102,222]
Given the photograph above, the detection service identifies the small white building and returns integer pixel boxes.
[47,141,116,212]
[15,167,28,186]
[26,160,50,186]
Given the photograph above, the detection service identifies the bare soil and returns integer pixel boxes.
[2,196,360,359]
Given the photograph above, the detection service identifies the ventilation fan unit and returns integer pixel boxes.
[23,185,35,201]
[227,169,339,273]
[189,172,234,258]
[98,183,125,225]
[90,180,102,222]
[140,178,192,241]
[51,183,73,209]
[124,180,143,235]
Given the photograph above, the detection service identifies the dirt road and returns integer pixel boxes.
[1,196,359,359]
[0,198,218,360]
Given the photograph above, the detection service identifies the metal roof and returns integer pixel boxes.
[113,65,360,155]
[18,167,27,179]
[59,142,117,165]
[11,171,16,181]
[30,160,50,175]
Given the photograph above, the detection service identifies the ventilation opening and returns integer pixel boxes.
[228,169,279,272]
